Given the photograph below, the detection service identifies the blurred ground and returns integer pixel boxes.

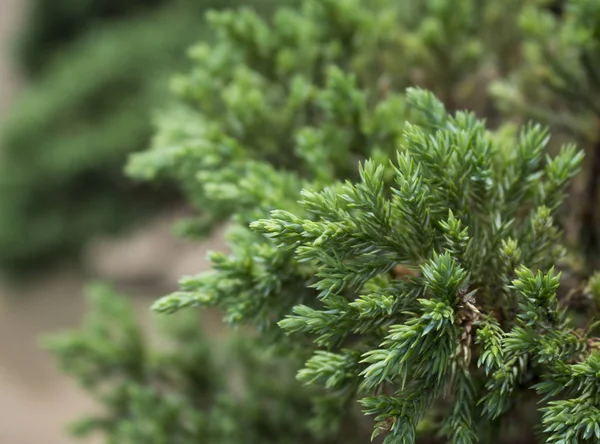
[0,272,100,444]
[0,3,225,442]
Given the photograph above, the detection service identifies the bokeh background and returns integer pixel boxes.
[0,1,229,442]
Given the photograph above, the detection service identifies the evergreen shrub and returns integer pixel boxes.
[127,0,525,237]
[48,1,600,443]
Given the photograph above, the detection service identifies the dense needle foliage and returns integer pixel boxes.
[126,0,527,237]
[47,1,600,443]
[153,89,590,443]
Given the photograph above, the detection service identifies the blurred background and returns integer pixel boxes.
[0,1,228,442]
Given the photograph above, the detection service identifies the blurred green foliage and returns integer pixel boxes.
[17,0,166,76]
[0,0,285,271]
[44,284,371,443]
[127,0,529,239]
[0,6,196,270]
[492,0,600,268]
[0,6,198,268]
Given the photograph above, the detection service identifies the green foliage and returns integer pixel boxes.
[0,6,200,270]
[46,0,600,443]
[45,284,210,440]
[0,1,286,270]
[17,0,165,76]
[0,6,203,269]
[45,285,367,443]
[491,0,600,265]
[150,82,591,442]
[248,95,586,443]
[16,0,266,76]
[127,0,527,238]
[493,0,600,141]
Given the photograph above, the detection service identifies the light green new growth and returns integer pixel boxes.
[126,0,525,238]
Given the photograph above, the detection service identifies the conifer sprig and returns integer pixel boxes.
[151,88,588,442]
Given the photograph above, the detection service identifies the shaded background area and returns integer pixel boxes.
[0,0,21,115]
[0,1,226,441]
